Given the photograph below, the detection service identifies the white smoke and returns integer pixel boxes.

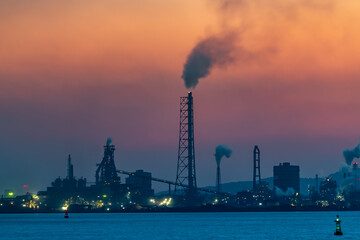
[214,145,232,166]
[343,143,360,165]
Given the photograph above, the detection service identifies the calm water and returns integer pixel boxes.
[0,211,358,239]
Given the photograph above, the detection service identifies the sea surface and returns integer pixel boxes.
[0,211,358,239]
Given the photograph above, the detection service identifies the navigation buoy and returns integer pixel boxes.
[334,215,343,236]
[64,209,69,219]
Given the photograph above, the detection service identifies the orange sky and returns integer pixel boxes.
[2,0,360,83]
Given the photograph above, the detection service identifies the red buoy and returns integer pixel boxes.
[64,209,69,218]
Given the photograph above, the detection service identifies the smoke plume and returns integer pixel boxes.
[181,0,336,89]
[182,33,238,89]
[106,137,112,146]
[343,144,360,165]
[215,145,232,166]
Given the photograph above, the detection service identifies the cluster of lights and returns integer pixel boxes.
[32,195,39,200]
[26,200,37,209]
[336,195,345,201]
[62,200,69,210]
[316,200,330,207]
[159,198,172,206]
[12,195,40,209]
[96,200,104,208]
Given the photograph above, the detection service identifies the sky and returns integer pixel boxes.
[1,0,360,194]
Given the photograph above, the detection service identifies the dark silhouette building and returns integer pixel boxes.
[273,162,300,194]
[125,170,154,204]
[38,140,151,211]
[237,190,253,207]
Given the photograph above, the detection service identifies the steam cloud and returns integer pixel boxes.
[106,137,112,146]
[214,145,232,166]
[343,144,360,165]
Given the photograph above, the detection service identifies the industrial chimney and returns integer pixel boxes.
[175,92,197,197]
[214,145,232,193]
[67,154,74,180]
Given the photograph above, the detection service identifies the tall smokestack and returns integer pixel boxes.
[175,92,197,197]
[187,92,195,194]
[353,162,359,190]
[216,165,221,193]
[253,145,261,191]
[67,154,74,180]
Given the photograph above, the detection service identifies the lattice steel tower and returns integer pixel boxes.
[175,92,197,195]
[253,145,261,191]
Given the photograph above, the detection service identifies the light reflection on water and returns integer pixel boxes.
[0,211,358,240]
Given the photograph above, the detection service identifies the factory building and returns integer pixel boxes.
[125,170,154,205]
[319,177,337,205]
[36,140,156,211]
[273,162,300,194]
[126,170,152,191]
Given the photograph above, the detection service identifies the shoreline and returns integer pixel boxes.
[0,205,358,214]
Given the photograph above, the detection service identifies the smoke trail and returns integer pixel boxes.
[181,0,336,89]
[106,137,112,146]
[214,145,232,166]
[182,33,238,89]
[343,144,360,165]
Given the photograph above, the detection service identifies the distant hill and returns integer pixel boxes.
[202,177,318,196]
[157,177,320,196]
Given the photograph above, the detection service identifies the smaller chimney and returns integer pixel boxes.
[67,154,74,180]
[216,165,221,193]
